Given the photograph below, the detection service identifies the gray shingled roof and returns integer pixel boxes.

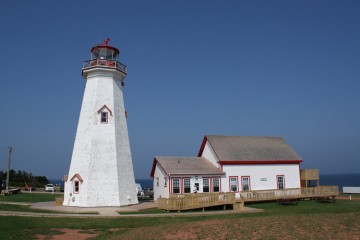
[206,135,302,161]
[155,157,224,175]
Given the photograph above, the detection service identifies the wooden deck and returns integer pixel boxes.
[240,186,339,202]
[157,186,339,211]
[157,192,237,211]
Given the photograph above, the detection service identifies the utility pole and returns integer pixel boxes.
[6,146,12,191]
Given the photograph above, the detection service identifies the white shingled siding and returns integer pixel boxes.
[201,141,220,168]
[64,68,138,207]
[221,164,301,198]
[153,164,169,201]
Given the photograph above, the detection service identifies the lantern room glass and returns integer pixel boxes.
[91,47,119,61]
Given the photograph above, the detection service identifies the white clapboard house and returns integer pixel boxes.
[151,135,303,201]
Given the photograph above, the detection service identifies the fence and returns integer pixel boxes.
[158,192,236,211]
[240,186,339,202]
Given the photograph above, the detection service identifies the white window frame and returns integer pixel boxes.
[212,178,220,192]
[277,175,285,189]
[229,176,238,192]
[183,178,191,193]
[241,176,251,191]
[203,178,210,193]
[172,178,180,193]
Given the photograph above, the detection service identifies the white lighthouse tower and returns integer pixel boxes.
[64,39,138,207]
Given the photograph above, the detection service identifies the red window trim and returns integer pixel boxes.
[182,177,191,193]
[73,180,80,194]
[202,178,210,193]
[164,177,168,188]
[211,177,221,193]
[100,111,108,124]
[276,175,285,189]
[229,176,239,192]
[171,178,181,194]
[241,176,251,191]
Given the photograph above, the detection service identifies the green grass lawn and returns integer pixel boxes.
[0,203,80,214]
[0,193,61,203]
[119,208,166,215]
[0,199,359,239]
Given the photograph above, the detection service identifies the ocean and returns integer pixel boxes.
[49,178,153,189]
[319,173,360,191]
[50,173,360,192]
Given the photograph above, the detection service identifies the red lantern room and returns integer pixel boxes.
[91,38,119,61]
[82,38,127,75]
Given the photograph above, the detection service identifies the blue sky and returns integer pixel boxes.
[0,1,359,179]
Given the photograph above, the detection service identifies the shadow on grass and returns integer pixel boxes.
[0,203,98,214]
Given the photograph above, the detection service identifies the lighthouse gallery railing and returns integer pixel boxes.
[83,59,127,73]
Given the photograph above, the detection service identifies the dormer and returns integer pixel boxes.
[97,105,112,124]
[70,173,83,194]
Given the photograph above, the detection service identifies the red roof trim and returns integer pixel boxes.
[91,38,120,54]
[150,158,169,178]
[150,158,158,178]
[70,173,83,182]
[219,160,303,165]
[91,45,119,54]
[197,136,208,157]
[97,105,112,115]
[197,135,221,163]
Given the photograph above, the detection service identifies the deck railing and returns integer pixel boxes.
[83,59,127,73]
[240,186,339,202]
[158,192,236,211]
[300,169,320,180]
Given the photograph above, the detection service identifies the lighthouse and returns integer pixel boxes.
[64,39,138,207]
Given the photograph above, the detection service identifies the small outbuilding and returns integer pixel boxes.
[151,135,303,201]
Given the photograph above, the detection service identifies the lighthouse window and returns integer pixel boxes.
[101,112,108,123]
[74,181,79,193]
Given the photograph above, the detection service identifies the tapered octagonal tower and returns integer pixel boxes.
[64,39,138,207]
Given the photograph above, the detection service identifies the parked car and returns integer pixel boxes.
[45,184,55,192]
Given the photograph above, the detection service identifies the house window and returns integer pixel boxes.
[230,177,238,192]
[277,175,285,189]
[156,177,159,187]
[164,177,167,187]
[183,178,191,193]
[172,178,180,193]
[74,181,79,193]
[100,112,108,123]
[212,178,220,192]
[241,176,250,191]
[203,178,210,192]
